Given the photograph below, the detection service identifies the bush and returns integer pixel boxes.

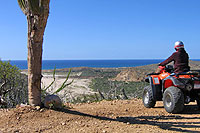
[41,67,73,109]
[90,77,148,99]
[0,61,28,108]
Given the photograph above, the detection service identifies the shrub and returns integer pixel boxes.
[41,67,73,109]
[90,77,148,99]
[0,61,28,108]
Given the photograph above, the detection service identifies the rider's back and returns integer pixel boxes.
[173,48,190,73]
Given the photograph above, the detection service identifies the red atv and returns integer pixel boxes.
[142,65,200,113]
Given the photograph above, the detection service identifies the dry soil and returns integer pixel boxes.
[0,99,200,133]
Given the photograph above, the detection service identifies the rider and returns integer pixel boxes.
[158,41,190,73]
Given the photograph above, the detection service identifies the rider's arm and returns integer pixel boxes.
[159,52,176,66]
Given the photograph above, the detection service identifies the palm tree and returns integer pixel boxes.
[17,0,50,106]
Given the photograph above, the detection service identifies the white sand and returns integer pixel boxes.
[41,74,95,102]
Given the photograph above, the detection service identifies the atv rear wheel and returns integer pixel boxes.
[142,85,156,108]
[163,86,184,113]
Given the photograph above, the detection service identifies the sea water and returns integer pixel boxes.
[8,59,164,70]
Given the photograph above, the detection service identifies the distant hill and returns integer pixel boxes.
[34,60,200,82]
[112,60,200,82]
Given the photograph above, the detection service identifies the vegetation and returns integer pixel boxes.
[43,67,149,103]
[80,68,120,78]
[90,77,148,99]
[76,68,149,99]
[42,68,73,109]
[65,78,148,104]
[0,61,28,108]
[42,68,73,95]
[0,61,149,106]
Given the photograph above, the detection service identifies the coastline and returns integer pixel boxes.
[21,60,200,102]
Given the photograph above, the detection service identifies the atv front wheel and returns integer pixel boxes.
[163,86,184,113]
[142,85,156,108]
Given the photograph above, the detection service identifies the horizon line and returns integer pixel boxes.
[2,59,200,61]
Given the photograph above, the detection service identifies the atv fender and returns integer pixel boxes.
[162,75,185,91]
[146,76,162,101]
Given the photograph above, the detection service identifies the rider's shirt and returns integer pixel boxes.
[159,48,190,73]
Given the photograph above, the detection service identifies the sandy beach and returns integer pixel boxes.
[41,74,95,102]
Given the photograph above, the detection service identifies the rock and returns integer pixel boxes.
[61,122,66,125]
[35,106,41,110]
[39,109,43,112]
[44,94,62,109]
[13,129,21,133]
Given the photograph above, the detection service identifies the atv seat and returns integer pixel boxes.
[176,72,198,76]
[169,72,199,77]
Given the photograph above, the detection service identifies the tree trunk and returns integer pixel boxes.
[27,4,49,106]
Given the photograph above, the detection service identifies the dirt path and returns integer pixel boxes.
[0,99,200,133]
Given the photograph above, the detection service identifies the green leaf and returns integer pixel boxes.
[43,66,56,92]
[53,69,73,94]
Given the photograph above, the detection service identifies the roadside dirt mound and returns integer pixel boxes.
[0,99,200,133]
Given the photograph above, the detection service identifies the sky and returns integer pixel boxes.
[0,0,200,60]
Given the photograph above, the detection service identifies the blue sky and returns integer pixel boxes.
[0,0,200,60]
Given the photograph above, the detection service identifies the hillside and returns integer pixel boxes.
[39,60,200,83]
[113,60,200,82]
[0,99,200,132]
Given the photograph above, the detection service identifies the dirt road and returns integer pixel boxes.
[0,99,200,133]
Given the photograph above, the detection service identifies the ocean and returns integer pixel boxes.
[8,60,164,70]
